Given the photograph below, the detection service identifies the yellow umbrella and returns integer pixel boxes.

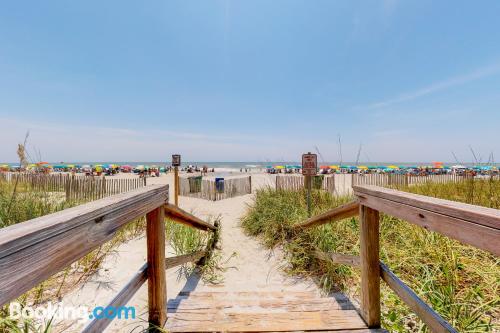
[275,165,285,169]
[329,165,339,169]
[387,165,399,169]
[358,165,368,170]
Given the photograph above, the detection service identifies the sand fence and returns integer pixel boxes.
[0,172,145,202]
[179,175,252,201]
[275,173,489,196]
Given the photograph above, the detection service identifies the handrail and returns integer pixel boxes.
[353,185,500,256]
[165,203,217,231]
[0,185,168,306]
[0,184,217,332]
[292,200,359,230]
[294,185,499,331]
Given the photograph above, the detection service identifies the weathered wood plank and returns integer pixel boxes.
[82,263,148,333]
[166,310,367,332]
[315,251,361,267]
[164,203,216,231]
[293,201,359,230]
[167,297,355,311]
[359,205,380,328]
[177,291,321,299]
[380,263,458,333]
[355,191,500,256]
[268,328,388,333]
[147,207,167,329]
[165,251,206,268]
[353,185,500,230]
[0,185,168,306]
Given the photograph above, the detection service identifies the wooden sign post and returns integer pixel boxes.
[172,154,181,206]
[302,152,317,217]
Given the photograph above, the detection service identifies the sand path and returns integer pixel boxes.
[50,174,319,332]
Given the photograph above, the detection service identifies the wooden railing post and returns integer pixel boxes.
[359,204,381,327]
[146,207,167,330]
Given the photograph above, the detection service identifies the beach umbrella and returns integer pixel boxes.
[357,166,368,170]
[387,165,399,169]
[319,165,330,169]
[266,166,273,169]
[275,165,285,169]
[329,165,339,169]
[367,166,378,170]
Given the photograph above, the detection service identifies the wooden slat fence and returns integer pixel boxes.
[276,174,335,194]
[0,172,146,202]
[179,175,252,201]
[353,173,475,188]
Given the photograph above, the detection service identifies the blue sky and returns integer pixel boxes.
[1,0,499,163]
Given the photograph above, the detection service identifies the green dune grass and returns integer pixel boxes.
[242,179,499,332]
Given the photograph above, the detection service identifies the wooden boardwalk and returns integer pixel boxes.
[166,291,384,332]
[1,184,497,332]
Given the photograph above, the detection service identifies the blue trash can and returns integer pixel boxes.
[215,178,225,193]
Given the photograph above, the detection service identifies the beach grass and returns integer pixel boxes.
[241,179,499,332]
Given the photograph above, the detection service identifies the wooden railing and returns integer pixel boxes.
[294,185,500,332]
[0,184,218,332]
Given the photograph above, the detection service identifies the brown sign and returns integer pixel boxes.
[302,153,317,176]
[172,154,181,167]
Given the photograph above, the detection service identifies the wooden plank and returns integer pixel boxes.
[353,185,500,230]
[380,263,458,333]
[165,251,206,268]
[167,296,355,312]
[177,291,321,299]
[164,203,216,231]
[166,310,367,332]
[268,328,388,333]
[355,191,500,256]
[0,185,168,306]
[82,263,148,333]
[315,251,361,267]
[147,207,167,329]
[293,201,359,230]
[359,205,380,328]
